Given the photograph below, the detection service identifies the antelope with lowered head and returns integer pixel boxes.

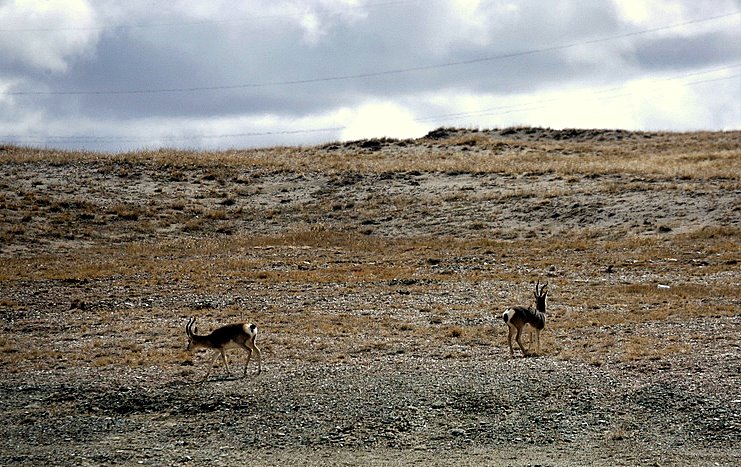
[502,281,548,357]
[186,317,262,380]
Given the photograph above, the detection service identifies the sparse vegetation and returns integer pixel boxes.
[0,128,738,465]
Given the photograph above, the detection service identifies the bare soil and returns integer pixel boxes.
[1,128,739,466]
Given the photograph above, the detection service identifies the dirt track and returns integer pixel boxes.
[1,128,740,465]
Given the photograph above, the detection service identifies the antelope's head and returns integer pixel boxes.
[534,280,548,313]
[186,317,197,351]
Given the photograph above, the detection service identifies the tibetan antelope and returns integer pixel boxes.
[502,281,548,357]
[186,317,262,380]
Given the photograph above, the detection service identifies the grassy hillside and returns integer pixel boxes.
[1,127,738,369]
[1,128,739,465]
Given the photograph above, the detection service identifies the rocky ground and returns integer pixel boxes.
[0,128,739,465]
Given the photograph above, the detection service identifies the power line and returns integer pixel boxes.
[440,75,741,125]
[415,64,741,122]
[2,127,344,144]
[3,69,737,146]
[5,11,739,97]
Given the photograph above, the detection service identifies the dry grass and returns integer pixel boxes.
[3,129,739,180]
[0,128,739,375]
[1,227,736,372]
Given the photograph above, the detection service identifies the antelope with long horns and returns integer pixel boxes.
[186,317,262,380]
[502,281,548,357]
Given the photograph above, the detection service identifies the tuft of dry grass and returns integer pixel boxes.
[620,335,692,363]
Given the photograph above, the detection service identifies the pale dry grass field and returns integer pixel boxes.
[0,127,739,465]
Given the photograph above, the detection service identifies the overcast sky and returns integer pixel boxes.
[1,0,739,152]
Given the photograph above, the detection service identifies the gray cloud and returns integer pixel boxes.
[632,29,741,70]
[1,0,739,151]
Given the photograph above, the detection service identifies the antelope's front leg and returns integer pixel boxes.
[204,350,221,380]
[515,328,528,357]
[220,349,232,375]
[507,326,516,356]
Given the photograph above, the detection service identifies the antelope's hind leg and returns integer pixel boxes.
[237,343,253,377]
[252,342,262,375]
[238,341,262,376]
